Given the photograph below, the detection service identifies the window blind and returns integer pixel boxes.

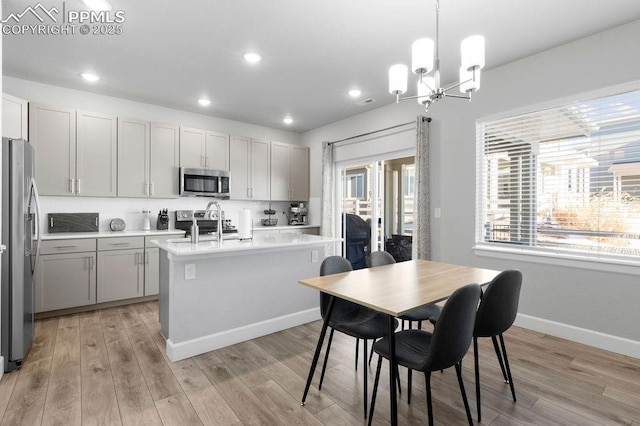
[476,88,640,260]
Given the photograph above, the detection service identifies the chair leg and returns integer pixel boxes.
[407,369,412,404]
[499,333,517,402]
[318,328,334,391]
[396,364,402,395]
[455,362,473,426]
[418,320,422,330]
[355,338,359,371]
[491,335,508,382]
[367,356,383,426]
[474,336,481,422]
[424,371,433,426]
[368,339,375,365]
[363,339,368,419]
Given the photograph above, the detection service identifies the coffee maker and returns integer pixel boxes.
[288,203,308,225]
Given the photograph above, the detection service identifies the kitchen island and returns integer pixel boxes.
[151,232,340,361]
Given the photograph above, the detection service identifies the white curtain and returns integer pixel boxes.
[321,141,335,256]
[412,116,431,260]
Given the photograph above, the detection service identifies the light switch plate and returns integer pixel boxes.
[311,250,319,263]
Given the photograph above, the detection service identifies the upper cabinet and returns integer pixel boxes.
[30,103,117,197]
[150,122,180,198]
[230,136,270,200]
[270,141,309,202]
[2,93,28,140]
[180,127,230,170]
[75,110,118,197]
[118,118,179,198]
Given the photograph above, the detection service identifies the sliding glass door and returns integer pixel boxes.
[336,155,415,268]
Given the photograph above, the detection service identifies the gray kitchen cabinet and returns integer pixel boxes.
[179,127,206,169]
[144,247,160,296]
[76,110,118,197]
[2,93,28,139]
[180,127,230,170]
[290,145,310,201]
[35,249,97,313]
[29,103,77,196]
[205,131,230,170]
[118,118,179,198]
[270,141,310,201]
[150,122,180,198]
[230,135,270,200]
[97,236,146,303]
[29,103,117,197]
[117,117,149,197]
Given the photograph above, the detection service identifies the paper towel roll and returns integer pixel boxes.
[238,208,252,239]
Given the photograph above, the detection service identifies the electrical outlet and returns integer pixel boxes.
[184,263,196,280]
[311,250,319,263]
[434,207,441,219]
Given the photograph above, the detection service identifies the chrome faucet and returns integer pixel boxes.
[204,201,223,241]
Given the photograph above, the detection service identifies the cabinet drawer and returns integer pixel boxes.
[40,239,97,254]
[98,236,144,251]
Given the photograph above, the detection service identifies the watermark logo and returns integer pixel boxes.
[2,1,125,36]
[2,3,59,23]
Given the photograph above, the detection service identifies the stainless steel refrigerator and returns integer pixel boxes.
[1,137,41,372]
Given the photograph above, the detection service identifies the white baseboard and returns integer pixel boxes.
[514,313,640,359]
[166,307,321,362]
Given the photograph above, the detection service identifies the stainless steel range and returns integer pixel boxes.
[175,210,237,236]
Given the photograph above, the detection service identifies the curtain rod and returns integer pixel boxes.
[327,117,430,146]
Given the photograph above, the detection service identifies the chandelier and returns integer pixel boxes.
[388,0,485,111]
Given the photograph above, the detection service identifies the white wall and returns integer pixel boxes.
[302,20,640,351]
[2,77,305,230]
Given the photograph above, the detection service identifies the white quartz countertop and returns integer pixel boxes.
[42,229,185,240]
[151,232,340,258]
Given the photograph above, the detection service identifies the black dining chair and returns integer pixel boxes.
[369,251,442,331]
[316,255,399,419]
[367,283,482,426]
[472,269,522,422]
[426,269,522,422]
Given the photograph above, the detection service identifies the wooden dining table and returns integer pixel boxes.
[298,259,501,425]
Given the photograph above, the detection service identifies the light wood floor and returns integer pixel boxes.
[1,301,639,425]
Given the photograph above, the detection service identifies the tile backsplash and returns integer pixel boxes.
[39,196,300,233]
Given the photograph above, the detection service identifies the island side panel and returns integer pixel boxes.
[159,249,171,338]
[165,245,324,360]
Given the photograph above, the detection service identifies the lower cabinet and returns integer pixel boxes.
[97,248,144,303]
[36,234,171,313]
[144,247,160,296]
[35,251,97,313]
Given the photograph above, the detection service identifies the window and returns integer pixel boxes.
[476,88,640,260]
[345,170,366,199]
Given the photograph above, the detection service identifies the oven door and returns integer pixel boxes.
[180,168,220,197]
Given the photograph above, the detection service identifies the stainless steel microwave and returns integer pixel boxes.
[179,168,230,198]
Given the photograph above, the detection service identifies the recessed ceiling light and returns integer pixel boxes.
[81,0,112,11]
[198,98,211,107]
[243,52,262,64]
[81,72,100,82]
[348,89,362,98]
[283,117,293,125]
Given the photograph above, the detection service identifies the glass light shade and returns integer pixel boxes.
[417,76,435,105]
[459,66,480,93]
[389,64,408,95]
[461,35,485,71]
[411,38,434,74]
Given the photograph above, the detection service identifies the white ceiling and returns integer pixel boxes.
[3,0,640,132]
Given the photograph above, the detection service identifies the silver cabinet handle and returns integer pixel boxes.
[69,178,75,194]
[50,217,54,228]
[77,179,81,194]
[0,244,6,254]
[201,156,206,167]
[88,256,94,270]
[110,242,130,246]
[145,251,149,264]
[247,187,251,198]
[145,182,149,195]
[149,183,154,196]
[95,217,99,226]
[206,156,210,168]
[54,245,77,249]
[135,252,140,264]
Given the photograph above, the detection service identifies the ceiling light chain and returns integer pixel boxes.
[388,0,485,111]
